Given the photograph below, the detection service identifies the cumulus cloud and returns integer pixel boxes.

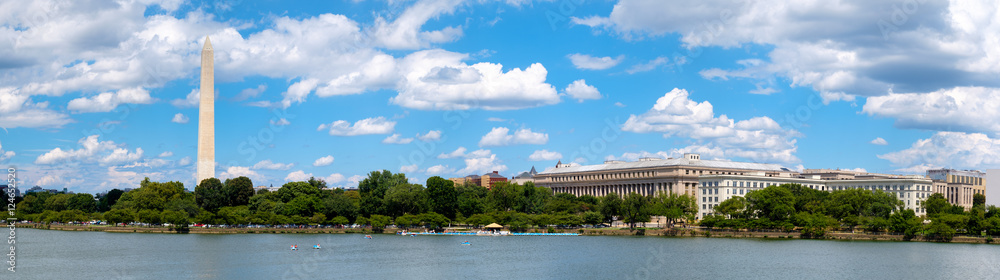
[863,87,1000,135]
[285,170,313,182]
[172,113,189,124]
[0,140,14,163]
[313,155,335,167]
[234,84,267,101]
[171,90,201,108]
[878,132,1000,173]
[35,135,143,166]
[400,164,419,173]
[382,133,414,144]
[575,0,1000,106]
[437,147,493,159]
[627,57,669,74]
[622,88,800,164]
[318,117,395,136]
[870,137,888,145]
[220,166,262,181]
[478,127,548,147]
[0,88,71,128]
[425,164,455,175]
[567,53,624,70]
[417,130,442,142]
[252,159,294,170]
[158,151,173,158]
[528,150,562,161]
[270,118,291,126]
[563,79,601,102]
[67,87,153,113]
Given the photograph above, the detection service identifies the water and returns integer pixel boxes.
[9,228,1000,279]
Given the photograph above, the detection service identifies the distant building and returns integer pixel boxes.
[536,153,794,198]
[255,185,281,193]
[449,174,482,187]
[0,185,20,197]
[697,174,934,219]
[926,168,986,210]
[511,166,538,185]
[481,171,507,189]
[25,186,58,194]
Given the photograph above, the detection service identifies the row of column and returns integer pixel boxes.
[557,182,675,198]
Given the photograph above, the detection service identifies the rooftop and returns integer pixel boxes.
[537,155,790,175]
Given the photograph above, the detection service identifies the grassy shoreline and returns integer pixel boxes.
[21,223,999,244]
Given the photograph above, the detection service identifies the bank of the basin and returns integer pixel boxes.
[13,228,1000,280]
[20,223,1000,244]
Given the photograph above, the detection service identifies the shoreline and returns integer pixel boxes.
[20,223,999,244]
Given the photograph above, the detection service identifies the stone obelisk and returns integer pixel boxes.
[196,36,215,184]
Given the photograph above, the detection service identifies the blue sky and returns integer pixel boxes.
[3,0,1000,195]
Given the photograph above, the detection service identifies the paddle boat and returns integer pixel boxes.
[364,235,373,239]
[461,241,471,246]
[291,245,298,251]
[313,244,321,249]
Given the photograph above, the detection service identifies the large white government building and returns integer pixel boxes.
[696,173,934,219]
[535,153,796,198]
[535,153,983,220]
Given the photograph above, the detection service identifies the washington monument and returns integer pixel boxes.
[197,36,215,184]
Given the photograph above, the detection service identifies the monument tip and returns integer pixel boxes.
[203,36,212,50]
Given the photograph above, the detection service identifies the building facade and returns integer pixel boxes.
[927,168,986,209]
[696,174,934,219]
[535,153,794,199]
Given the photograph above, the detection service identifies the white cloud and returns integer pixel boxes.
[870,137,888,145]
[370,0,465,49]
[478,127,548,147]
[382,133,415,144]
[172,113,189,124]
[178,156,192,166]
[487,117,508,122]
[234,84,267,101]
[614,102,626,107]
[457,153,507,175]
[318,117,396,136]
[417,130,442,142]
[391,50,561,110]
[563,79,601,102]
[171,89,200,108]
[0,140,15,163]
[567,53,624,70]
[425,164,455,175]
[313,155,335,167]
[528,150,562,161]
[576,1,1000,105]
[252,159,294,170]
[158,151,173,158]
[879,132,1000,173]
[270,118,291,126]
[67,87,153,113]
[220,166,262,181]
[622,88,800,164]
[400,164,419,173]
[35,135,144,166]
[285,170,313,182]
[0,88,71,129]
[863,87,1000,135]
[438,147,493,159]
[626,57,669,74]
[324,173,347,184]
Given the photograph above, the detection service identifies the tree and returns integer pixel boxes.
[162,210,190,229]
[67,193,96,212]
[223,176,255,207]
[744,186,796,222]
[488,181,522,212]
[426,177,458,219]
[358,170,408,217]
[420,212,451,229]
[621,192,651,229]
[283,196,320,217]
[394,214,419,229]
[973,193,986,211]
[369,214,391,232]
[923,193,950,217]
[307,176,328,189]
[599,193,622,226]
[583,211,602,226]
[889,209,922,240]
[44,194,72,211]
[715,196,747,219]
[322,194,358,222]
[137,209,162,224]
[195,178,226,212]
[651,193,697,227]
[98,189,124,211]
[104,209,134,226]
[330,216,350,226]
[384,183,428,217]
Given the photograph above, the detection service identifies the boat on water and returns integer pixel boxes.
[291,245,298,251]
[313,244,321,249]
[364,235,373,239]
[461,241,471,245]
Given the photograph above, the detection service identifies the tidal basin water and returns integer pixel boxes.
[11,228,1000,279]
